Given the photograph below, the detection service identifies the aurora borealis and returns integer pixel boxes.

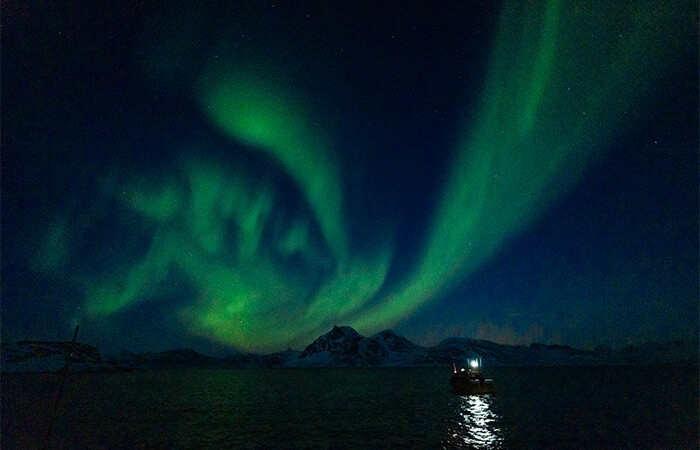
[2,1,697,353]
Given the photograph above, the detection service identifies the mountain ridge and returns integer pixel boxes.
[2,326,697,372]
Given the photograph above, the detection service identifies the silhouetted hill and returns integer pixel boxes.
[1,340,131,372]
[2,327,697,372]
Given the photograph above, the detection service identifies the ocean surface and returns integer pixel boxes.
[2,366,697,449]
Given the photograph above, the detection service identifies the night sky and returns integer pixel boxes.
[2,1,697,354]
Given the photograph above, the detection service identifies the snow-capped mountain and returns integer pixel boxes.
[296,326,387,366]
[371,329,421,353]
[426,338,600,366]
[2,327,696,371]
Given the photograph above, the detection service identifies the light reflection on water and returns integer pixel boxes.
[447,395,503,449]
[2,368,698,448]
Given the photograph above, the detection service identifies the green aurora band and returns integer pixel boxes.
[351,0,694,331]
[34,0,693,351]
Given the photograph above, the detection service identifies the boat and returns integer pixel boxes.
[450,359,496,395]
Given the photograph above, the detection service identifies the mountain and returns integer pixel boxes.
[1,340,132,372]
[2,327,697,372]
[222,348,301,368]
[372,329,421,353]
[118,348,222,368]
[615,341,699,365]
[426,338,600,366]
[296,326,387,366]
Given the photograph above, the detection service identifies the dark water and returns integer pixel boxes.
[2,366,697,449]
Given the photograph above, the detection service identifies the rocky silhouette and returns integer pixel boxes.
[2,326,697,372]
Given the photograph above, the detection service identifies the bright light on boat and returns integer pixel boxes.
[470,360,478,368]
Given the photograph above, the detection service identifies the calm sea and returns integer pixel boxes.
[2,366,697,449]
